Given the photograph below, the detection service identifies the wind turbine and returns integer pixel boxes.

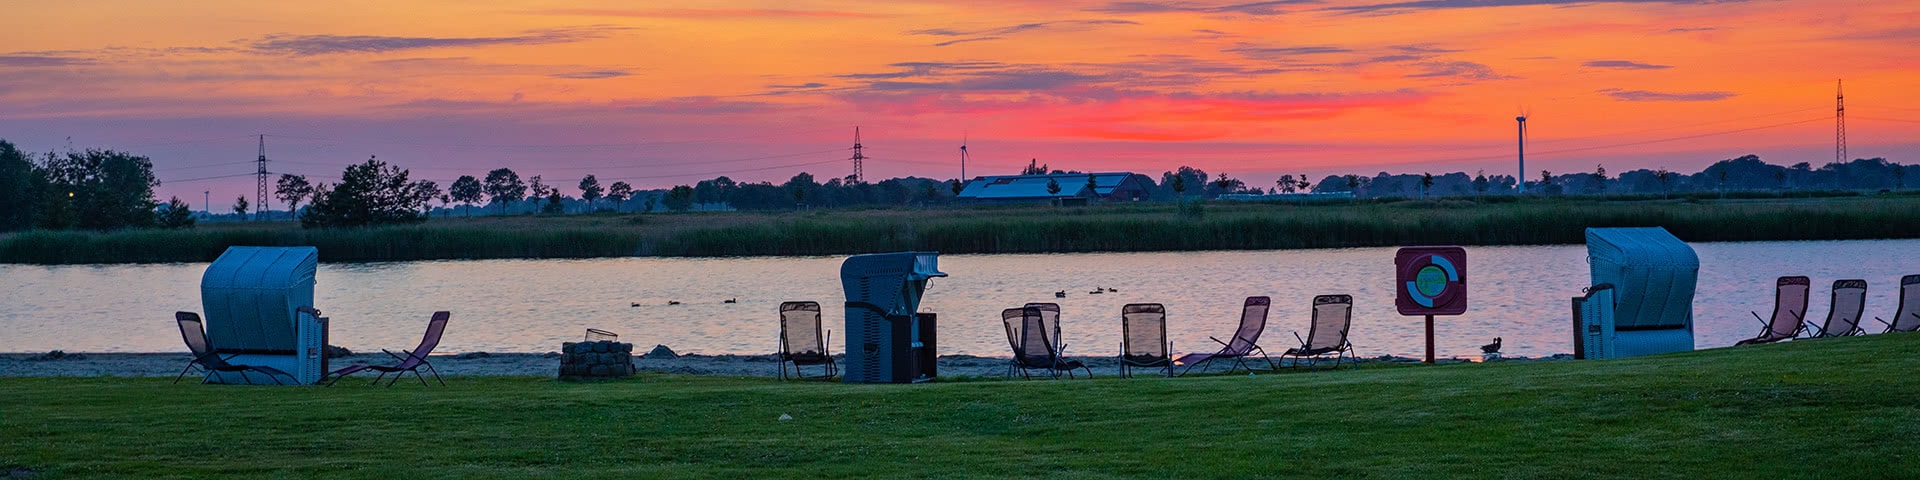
[959,131,970,180]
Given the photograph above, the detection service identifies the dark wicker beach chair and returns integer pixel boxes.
[1736,276,1810,345]
[1118,303,1172,378]
[1280,295,1356,369]
[1002,306,1091,379]
[1175,296,1274,375]
[326,311,450,386]
[173,312,297,385]
[1809,280,1868,338]
[1878,275,1920,333]
[777,301,837,380]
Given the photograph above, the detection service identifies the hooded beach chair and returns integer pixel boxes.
[1736,276,1810,345]
[1118,303,1172,378]
[1002,307,1091,379]
[1175,296,1274,375]
[1280,295,1356,369]
[326,311,450,387]
[777,301,837,380]
[1808,280,1867,338]
[174,312,298,385]
[1879,275,1920,333]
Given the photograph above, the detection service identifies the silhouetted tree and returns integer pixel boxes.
[607,181,633,211]
[1021,159,1048,175]
[578,175,603,212]
[1046,177,1061,195]
[232,196,249,219]
[483,168,526,214]
[157,196,194,229]
[449,175,483,217]
[1420,172,1435,199]
[664,185,695,212]
[301,156,429,227]
[275,174,314,218]
[0,140,40,231]
[527,175,551,212]
[410,179,441,216]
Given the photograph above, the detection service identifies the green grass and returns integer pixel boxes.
[5,334,1918,478]
[5,195,1920,264]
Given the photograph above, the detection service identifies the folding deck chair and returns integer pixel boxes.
[1878,275,1920,333]
[1118,303,1172,378]
[326,311,450,386]
[1002,306,1091,379]
[173,312,298,385]
[777,301,837,380]
[1736,276,1809,345]
[1024,302,1064,357]
[1279,295,1356,369]
[1175,296,1274,375]
[1808,279,1867,338]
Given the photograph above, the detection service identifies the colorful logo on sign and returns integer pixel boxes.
[1395,246,1467,316]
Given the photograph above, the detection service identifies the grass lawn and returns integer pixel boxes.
[4,334,1918,479]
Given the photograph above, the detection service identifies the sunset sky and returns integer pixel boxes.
[2,0,1916,203]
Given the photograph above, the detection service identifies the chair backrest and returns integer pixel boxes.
[1305,295,1354,350]
[1121,303,1168,359]
[400,312,451,366]
[779,301,825,356]
[1224,296,1271,354]
[1895,275,1920,332]
[175,311,226,366]
[1767,276,1811,337]
[1819,280,1866,336]
[1024,302,1062,350]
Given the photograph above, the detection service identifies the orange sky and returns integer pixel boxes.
[1,0,1915,200]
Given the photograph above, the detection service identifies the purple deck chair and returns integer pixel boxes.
[1809,280,1868,338]
[777,301,837,380]
[1002,306,1091,379]
[1736,276,1809,345]
[1024,302,1064,357]
[326,311,450,387]
[1280,295,1356,370]
[1879,275,1920,333]
[1119,303,1172,378]
[173,312,297,385]
[1175,296,1274,375]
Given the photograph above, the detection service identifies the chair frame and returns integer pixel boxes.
[326,311,450,387]
[1807,279,1867,338]
[173,312,297,386]
[1279,295,1356,370]
[777,301,838,381]
[1003,307,1092,380]
[1118,303,1172,379]
[1178,296,1276,376]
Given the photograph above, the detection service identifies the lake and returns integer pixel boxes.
[2,240,1915,359]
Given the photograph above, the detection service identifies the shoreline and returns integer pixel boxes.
[0,351,1571,378]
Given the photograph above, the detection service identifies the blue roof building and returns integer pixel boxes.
[955,172,1155,204]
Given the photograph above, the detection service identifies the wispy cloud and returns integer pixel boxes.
[768,82,827,89]
[1087,1,1321,15]
[1224,44,1352,61]
[1405,61,1515,81]
[1599,88,1735,101]
[1583,60,1671,70]
[934,36,1005,47]
[533,8,890,19]
[1328,0,1743,16]
[0,54,95,67]
[549,70,631,79]
[907,19,1138,46]
[248,26,626,56]
[1666,27,1716,33]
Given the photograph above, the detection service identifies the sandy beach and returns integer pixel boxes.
[0,349,1565,380]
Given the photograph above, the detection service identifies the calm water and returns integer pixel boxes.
[3,240,1916,359]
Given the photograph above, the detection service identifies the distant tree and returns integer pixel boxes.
[1296,174,1311,192]
[1420,172,1435,199]
[1277,174,1297,194]
[665,185,695,212]
[157,196,195,229]
[411,179,441,216]
[300,156,429,227]
[1085,174,1099,198]
[950,179,963,196]
[232,195,249,219]
[643,193,657,213]
[436,194,451,217]
[1170,175,1187,196]
[1473,170,1490,194]
[275,173,314,218]
[449,175,483,217]
[1774,170,1787,189]
[578,175,604,212]
[1897,167,1908,190]
[483,168,526,214]
[542,191,564,214]
[41,147,160,230]
[1592,164,1608,193]
[607,181,633,211]
[1344,174,1360,191]
[1654,168,1674,198]
[1539,170,1553,194]
[0,140,40,231]
[1021,159,1048,175]
[1046,177,1061,195]
[528,175,552,212]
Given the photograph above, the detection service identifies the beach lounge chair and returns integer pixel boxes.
[1879,275,1920,333]
[777,301,837,380]
[174,312,299,385]
[326,311,450,387]
[1175,296,1274,375]
[1119,303,1172,378]
[1736,276,1810,345]
[1002,306,1091,379]
[1280,295,1356,369]
[1024,302,1064,356]
[1808,280,1868,338]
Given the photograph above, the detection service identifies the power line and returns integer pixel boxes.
[263,127,842,149]
[1853,116,1920,124]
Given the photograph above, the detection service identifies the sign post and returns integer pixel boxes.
[1395,246,1467,364]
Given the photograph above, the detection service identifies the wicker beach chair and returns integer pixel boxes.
[1118,303,1172,378]
[1736,276,1810,345]
[777,301,837,380]
[1175,296,1274,375]
[1279,295,1356,369]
